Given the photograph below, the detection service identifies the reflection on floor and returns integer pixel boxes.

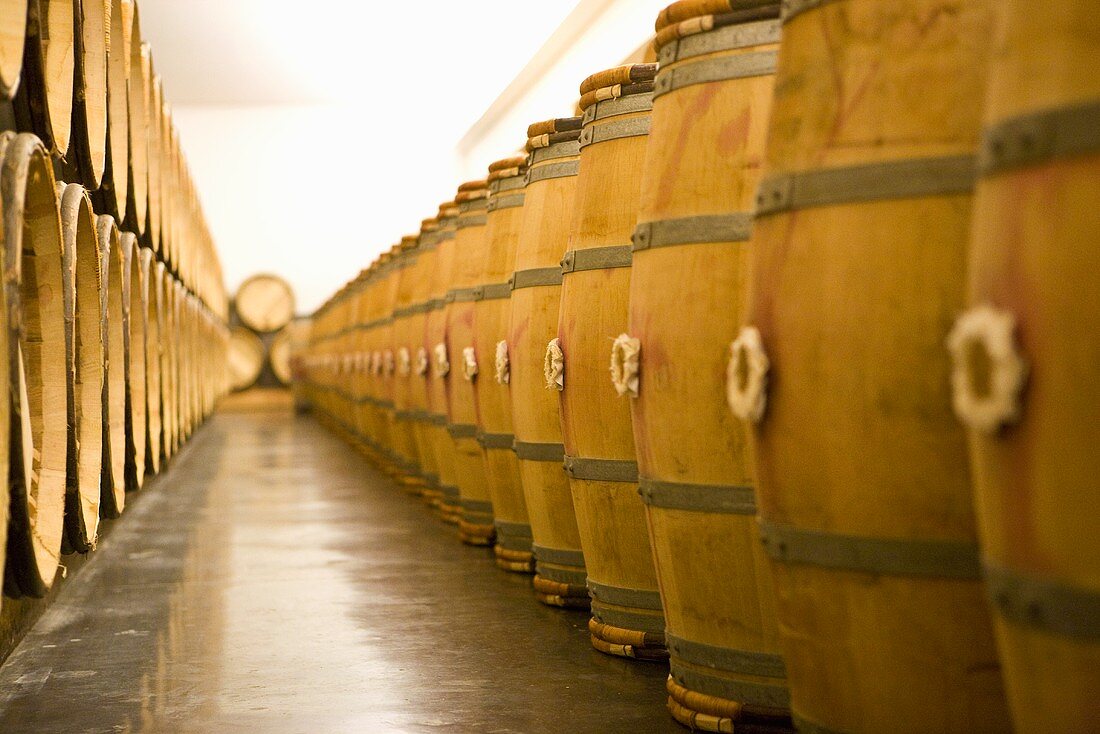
[0,391,676,733]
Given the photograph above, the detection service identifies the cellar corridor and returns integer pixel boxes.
[0,392,674,733]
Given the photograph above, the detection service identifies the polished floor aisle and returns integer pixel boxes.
[0,394,675,733]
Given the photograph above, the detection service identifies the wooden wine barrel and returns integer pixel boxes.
[624,2,790,727]
[145,66,162,252]
[510,117,588,605]
[122,0,148,234]
[269,323,293,385]
[95,215,126,517]
[557,66,665,659]
[951,3,1100,729]
[98,0,128,221]
[2,133,68,597]
[424,201,462,520]
[358,251,397,470]
[58,182,105,554]
[156,94,172,263]
[446,179,495,546]
[227,325,264,392]
[157,264,175,462]
[180,290,196,437]
[235,273,296,334]
[139,247,161,474]
[118,230,146,490]
[476,155,533,572]
[388,234,425,489]
[0,0,25,103]
[374,246,403,474]
[165,275,181,456]
[337,273,366,455]
[406,218,442,502]
[71,0,108,188]
[12,0,75,157]
[737,2,1009,731]
[186,287,201,439]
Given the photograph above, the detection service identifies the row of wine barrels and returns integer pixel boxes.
[0,128,228,619]
[301,0,1097,730]
[0,0,231,325]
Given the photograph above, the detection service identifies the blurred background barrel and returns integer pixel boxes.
[235,273,295,334]
[230,273,298,389]
[227,326,264,392]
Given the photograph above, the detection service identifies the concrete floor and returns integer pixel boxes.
[0,393,678,733]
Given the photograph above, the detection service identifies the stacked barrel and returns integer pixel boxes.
[302,0,1100,731]
[228,273,297,392]
[0,0,229,617]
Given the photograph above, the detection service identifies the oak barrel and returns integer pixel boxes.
[95,215,125,517]
[625,1,790,727]
[446,180,496,544]
[424,201,462,521]
[952,1,1100,729]
[557,66,665,658]
[122,0,147,234]
[407,217,443,503]
[58,182,104,553]
[13,0,75,157]
[71,0,108,188]
[477,156,533,572]
[2,134,68,597]
[388,234,425,489]
[0,0,24,102]
[235,273,296,334]
[227,325,264,392]
[118,230,145,489]
[269,323,293,386]
[510,117,588,606]
[97,0,128,220]
[737,1,1010,731]
[139,247,161,474]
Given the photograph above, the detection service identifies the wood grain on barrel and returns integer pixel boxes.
[96,215,126,518]
[2,134,68,597]
[58,183,104,553]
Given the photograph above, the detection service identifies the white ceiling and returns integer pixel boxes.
[140,0,581,113]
